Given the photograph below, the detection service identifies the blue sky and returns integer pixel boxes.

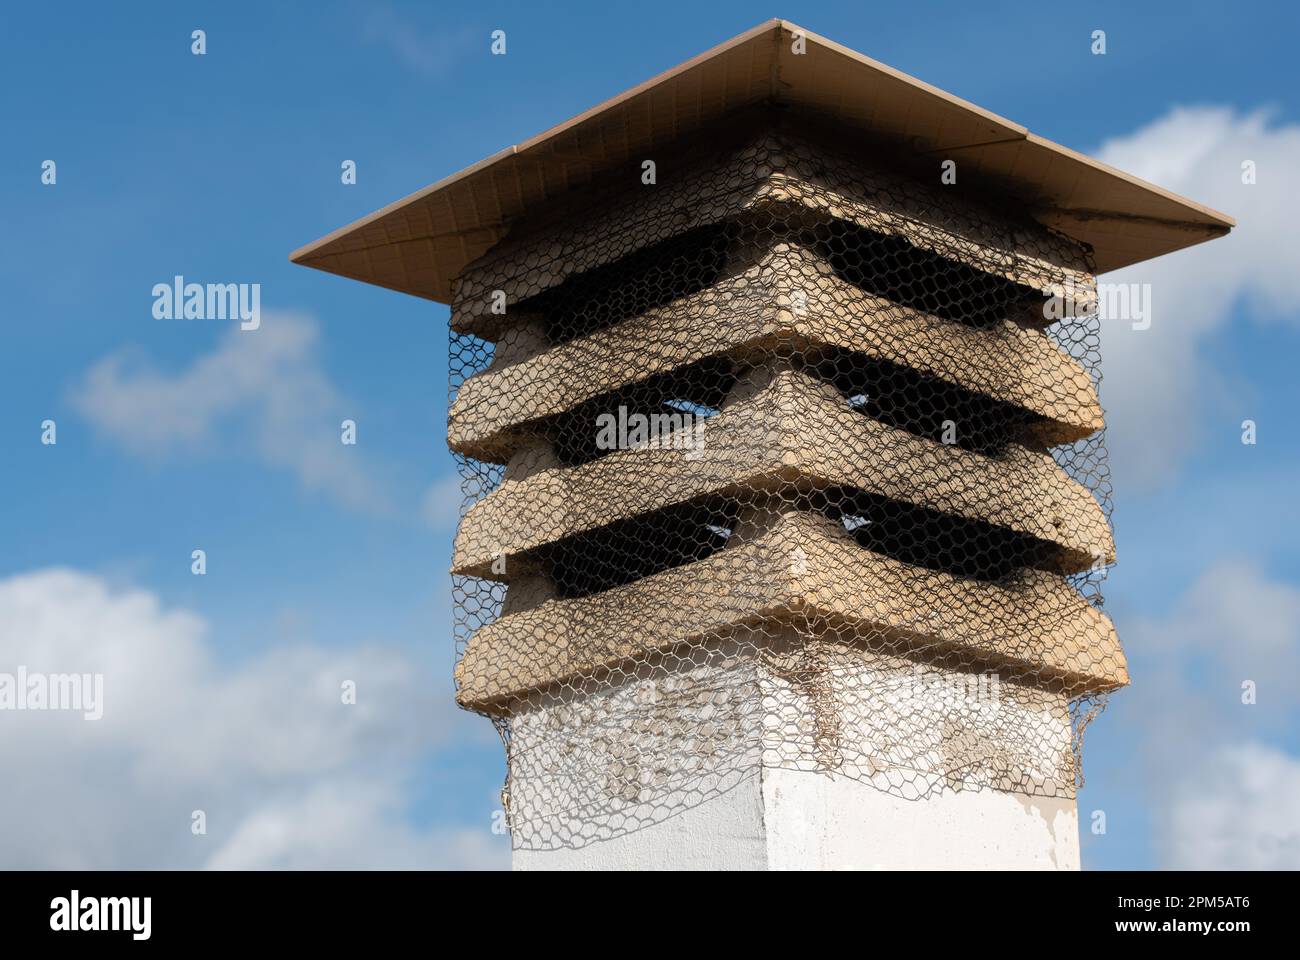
[2,1,1298,869]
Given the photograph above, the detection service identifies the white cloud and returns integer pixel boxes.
[1115,558,1300,868]
[0,568,507,869]
[71,310,390,512]
[1137,558,1300,706]
[1094,107,1300,488]
[1164,742,1300,869]
[205,782,504,870]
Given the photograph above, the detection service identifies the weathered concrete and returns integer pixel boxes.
[449,241,1101,461]
[456,509,1125,711]
[453,364,1114,579]
[452,128,1096,336]
[506,623,1083,870]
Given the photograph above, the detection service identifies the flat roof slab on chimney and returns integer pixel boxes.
[290,20,1233,301]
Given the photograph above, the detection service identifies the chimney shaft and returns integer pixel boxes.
[449,120,1121,868]
[291,21,1233,870]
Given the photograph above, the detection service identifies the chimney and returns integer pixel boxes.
[292,21,1233,869]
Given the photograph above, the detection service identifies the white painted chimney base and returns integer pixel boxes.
[507,628,1081,871]
[514,770,1079,870]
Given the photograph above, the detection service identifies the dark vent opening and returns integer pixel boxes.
[540,499,738,599]
[529,484,1057,603]
[547,355,736,467]
[812,487,1055,581]
[520,224,735,346]
[805,348,1040,455]
[811,220,1039,328]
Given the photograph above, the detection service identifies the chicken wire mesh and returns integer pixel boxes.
[447,116,1124,851]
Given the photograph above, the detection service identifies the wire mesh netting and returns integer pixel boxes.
[447,116,1123,851]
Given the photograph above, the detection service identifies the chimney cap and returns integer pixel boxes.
[290,19,1234,303]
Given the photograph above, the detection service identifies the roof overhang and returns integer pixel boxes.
[290,19,1234,303]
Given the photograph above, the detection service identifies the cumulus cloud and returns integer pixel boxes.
[205,782,505,870]
[1164,742,1300,869]
[0,568,507,869]
[70,310,390,512]
[1136,558,1300,706]
[1094,107,1300,488]
[1116,558,1300,868]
